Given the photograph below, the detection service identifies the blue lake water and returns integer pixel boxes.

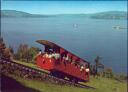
[1,17,127,74]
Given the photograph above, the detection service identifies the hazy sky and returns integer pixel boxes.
[1,1,127,14]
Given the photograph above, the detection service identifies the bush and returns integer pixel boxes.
[14,44,40,63]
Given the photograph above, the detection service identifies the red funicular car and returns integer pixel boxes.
[36,40,90,83]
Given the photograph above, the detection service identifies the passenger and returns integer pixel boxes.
[44,52,49,58]
[61,54,66,66]
[85,68,90,72]
[65,55,69,61]
[51,52,55,58]
[62,55,66,60]
[55,53,60,60]
[48,53,52,58]
[69,56,72,63]
[80,65,84,71]
[71,60,75,64]
[62,54,69,61]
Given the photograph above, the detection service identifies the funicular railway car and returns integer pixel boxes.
[35,40,90,83]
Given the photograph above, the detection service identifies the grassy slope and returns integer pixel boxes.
[13,60,49,73]
[86,77,127,92]
[11,61,127,92]
[8,74,127,92]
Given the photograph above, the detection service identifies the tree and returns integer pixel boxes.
[15,44,40,63]
[27,47,40,63]
[8,45,14,60]
[94,56,104,75]
[9,45,14,54]
[103,68,114,78]
[15,44,29,62]
[0,38,12,60]
[0,38,6,58]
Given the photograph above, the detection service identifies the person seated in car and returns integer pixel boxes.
[80,65,85,71]
[68,56,72,63]
[48,51,53,58]
[43,52,49,58]
[55,53,60,60]
[65,55,69,62]
[51,51,60,60]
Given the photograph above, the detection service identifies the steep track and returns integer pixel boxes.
[0,59,95,89]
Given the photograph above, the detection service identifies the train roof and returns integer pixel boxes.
[36,40,89,64]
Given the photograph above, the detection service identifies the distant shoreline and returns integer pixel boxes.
[1,10,127,20]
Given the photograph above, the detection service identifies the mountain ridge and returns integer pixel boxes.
[1,10,127,19]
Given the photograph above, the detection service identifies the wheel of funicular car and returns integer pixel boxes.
[69,77,78,83]
[51,71,65,79]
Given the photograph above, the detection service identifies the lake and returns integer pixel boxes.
[1,17,127,74]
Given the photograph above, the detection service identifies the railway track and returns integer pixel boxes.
[0,59,95,89]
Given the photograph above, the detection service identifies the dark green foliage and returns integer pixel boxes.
[15,44,29,61]
[0,37,6,58]
[27,47,40,63]
[114,74,128,82]
[0,38,12,60]
[102,68,114,78]
[14,44,40,63]
[92,56,104,75]
[118,74,127,80]
[9,45,14,55]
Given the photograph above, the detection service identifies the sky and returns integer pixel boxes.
[1,1,127,14]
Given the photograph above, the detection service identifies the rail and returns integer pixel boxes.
[0,59,95,89]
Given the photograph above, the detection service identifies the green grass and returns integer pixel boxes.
[11,60,127,92]
[13,60,49,73]
[7,74,127,92]
[8,74,92,92]
[86,76,127,92]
